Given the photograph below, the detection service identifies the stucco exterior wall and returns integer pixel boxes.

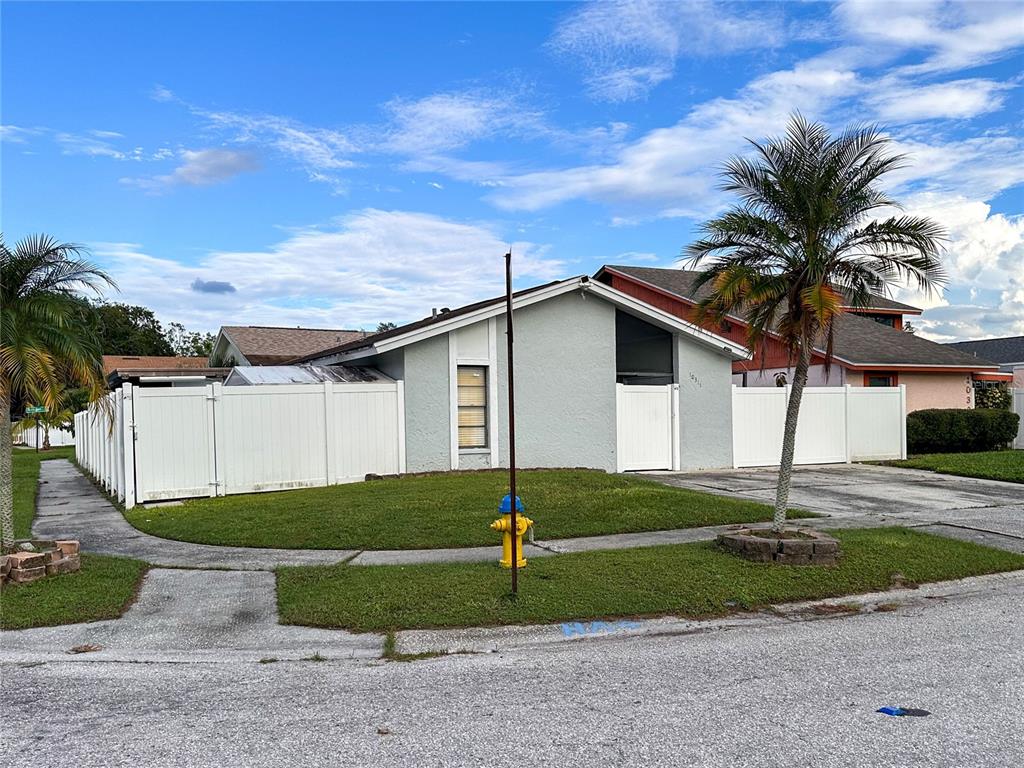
[676,336,734,469]
[846,371,973,412]
[400,334,452,472]
[495,291,619,472]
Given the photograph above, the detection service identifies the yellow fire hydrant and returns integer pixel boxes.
[490,494,534,569]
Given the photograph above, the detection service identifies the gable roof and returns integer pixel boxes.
[295,275,749,363]
[102,355,209,376]
[598,265,999,371]
[220,325,370,365]
[602,265,922,314]
[947,336,1024,366]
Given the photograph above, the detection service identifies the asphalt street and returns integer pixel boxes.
[4,576,1022,767]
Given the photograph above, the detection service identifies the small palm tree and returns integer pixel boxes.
[686,116,945,532]
[1,234,114,549]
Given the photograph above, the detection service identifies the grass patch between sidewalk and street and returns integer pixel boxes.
[276,527,1024,632]
[11,446,76,539]
[1,553,149,630]
[123,469,815,550]
[879,451,1023,484]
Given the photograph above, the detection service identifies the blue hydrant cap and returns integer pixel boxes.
[500,494,525,512]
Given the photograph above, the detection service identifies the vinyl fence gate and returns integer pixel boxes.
[76,381,406,509]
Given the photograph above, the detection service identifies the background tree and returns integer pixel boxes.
[1,234,114,549]
[686,116,945,531]
[376,321,398,332]
[165,322,216,357]
[95,302,173,356]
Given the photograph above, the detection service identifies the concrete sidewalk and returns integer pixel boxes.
[34,460,361,569]
[0,568,383,664]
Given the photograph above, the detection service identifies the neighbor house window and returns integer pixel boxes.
[457,366,488,449]
[865,372,896,387]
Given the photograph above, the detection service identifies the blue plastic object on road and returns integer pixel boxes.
[877,707,931,717]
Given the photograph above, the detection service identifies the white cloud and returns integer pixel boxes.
[486,58,859,214]
[869,78,1012,122]
[549,0,789,102]
[1,125,42,143]
[121,149,260,192]
[894,194,1024,341]
[382,91,543,154]
[55,131,135,160]
[91,210,564,331]
[187,104,357,190]
[835,0,1024,73]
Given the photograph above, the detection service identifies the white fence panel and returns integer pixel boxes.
[1013,390,1023,449]
[14,425,75,448]
[132,387,214,502]
[732,385,905,468]
[847,386,907,461]
[616,384,676,471]
[793,387,848,464]
[77,380,406,505]
[731,388,788,468]
[329,383,404,481]
[217,384,329,495]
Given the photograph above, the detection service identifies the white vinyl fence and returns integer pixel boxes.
[1013,389,1024,450]
[76,381,405,509]
[731,385,906,468]
[14,425,75,448]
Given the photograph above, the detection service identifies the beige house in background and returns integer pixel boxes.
[209,325,370,366]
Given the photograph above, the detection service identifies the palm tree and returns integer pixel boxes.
[1,234,114,550]
[685,116,945,532]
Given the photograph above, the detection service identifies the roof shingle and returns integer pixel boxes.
[601,266,998,369]
[221,326,370,365]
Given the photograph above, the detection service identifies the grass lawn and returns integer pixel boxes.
[276,527,1024,632]
[1,553,149,630]
[123,469,815,550]
[881,451,1024,484]
[11,446,76,539]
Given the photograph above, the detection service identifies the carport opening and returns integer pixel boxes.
[615,310,674,385]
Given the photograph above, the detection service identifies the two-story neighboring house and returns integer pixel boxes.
[596,265,1009,412]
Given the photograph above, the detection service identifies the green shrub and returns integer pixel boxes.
[907,408,1020,454]
[974,385,1012,410]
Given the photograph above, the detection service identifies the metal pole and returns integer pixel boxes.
[35,416,40,453]
[504,250,518,595]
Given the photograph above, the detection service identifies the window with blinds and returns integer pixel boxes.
[457,366,488,449]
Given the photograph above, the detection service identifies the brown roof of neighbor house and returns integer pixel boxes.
[221,325,370,365]
[291,279,572,363]
[102,355,209,376]
[602,266,923,314]
[599,266,999,370]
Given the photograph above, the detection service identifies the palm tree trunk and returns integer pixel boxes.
[772,342,813,532]
[1,392,14,551]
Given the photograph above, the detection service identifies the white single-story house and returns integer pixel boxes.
[294,275,749,474]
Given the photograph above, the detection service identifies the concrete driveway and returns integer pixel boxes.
[650,463,1024,546]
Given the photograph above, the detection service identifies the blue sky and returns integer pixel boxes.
[3,1,1023,340]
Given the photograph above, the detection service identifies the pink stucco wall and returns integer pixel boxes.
[1013,366,1024,389]
[896,372,974,412]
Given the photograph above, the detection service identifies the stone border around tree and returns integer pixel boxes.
[717,527,840,566]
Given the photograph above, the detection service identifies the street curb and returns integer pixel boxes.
[393,570,1024,657]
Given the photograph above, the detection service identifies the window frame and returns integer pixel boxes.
[456,364,488,450]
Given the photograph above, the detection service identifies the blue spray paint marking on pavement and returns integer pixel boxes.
[560,620,643,637]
